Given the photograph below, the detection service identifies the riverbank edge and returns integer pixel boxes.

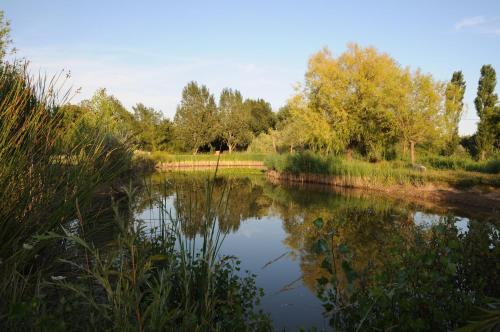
[155,160,266,171]
[266,170,500,213]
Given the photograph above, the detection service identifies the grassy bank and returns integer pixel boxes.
[265,152,500,188]
[148,151,269,163]
[420,153,500,174]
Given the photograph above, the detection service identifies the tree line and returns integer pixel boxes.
[253,44,499,162]
[60,43,498,162]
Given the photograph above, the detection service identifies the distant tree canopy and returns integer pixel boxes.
[218,88,252,153]
[37,42,498,160]
[80,88,136,137]
[173,81,218,154]
[132,103,173,151]
[244,98,276,136]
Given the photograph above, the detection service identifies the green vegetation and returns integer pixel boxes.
[265,151,500,188]
[312,213,499,331]
[0,13,269,330]
[420,153,500,173]
[4,181,271,331]
[1,7,500,331]
[150,151,268,163]
[475,65,500,160]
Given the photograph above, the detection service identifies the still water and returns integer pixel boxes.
[135,172,499,330]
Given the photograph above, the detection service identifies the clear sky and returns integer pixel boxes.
[2,0,500,134]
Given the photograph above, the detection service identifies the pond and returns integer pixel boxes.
[135,171,500,331]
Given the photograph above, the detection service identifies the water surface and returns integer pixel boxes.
[135,172,499,330]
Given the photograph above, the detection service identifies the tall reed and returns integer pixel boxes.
[0,61,132,326]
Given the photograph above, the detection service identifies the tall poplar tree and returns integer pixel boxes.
[475,65,499,159]
[443,71,466,155]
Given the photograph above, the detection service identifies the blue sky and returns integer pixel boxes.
[2,0,500,134]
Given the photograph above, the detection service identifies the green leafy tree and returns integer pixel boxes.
[81,88,136,138]
[285,45,416,158]
[244,98,276,136]
[0,10,12,61]
[132,103,168,151]
[475,65,499,159]
[156,118,175,151]
[218,88,253,153]
[173,81,218,154]
[443,71,466,155]
[394,70,443,163]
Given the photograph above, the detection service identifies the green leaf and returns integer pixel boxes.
[313,239,329,254]
[313,218,324,229]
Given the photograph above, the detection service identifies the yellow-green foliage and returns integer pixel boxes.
[279,44,446,159]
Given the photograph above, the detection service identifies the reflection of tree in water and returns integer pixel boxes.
[266,185,416,293]
[138,174,499,328]
[270,186,500,330]
[170,176,272,238]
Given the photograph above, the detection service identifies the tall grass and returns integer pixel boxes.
[265,152,500,188]
[265,152,426,186]
[420,154,500,174]
[0,62,132,326]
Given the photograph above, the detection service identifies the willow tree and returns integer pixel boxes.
[218,88,252,153]
[475,65,498,159]
[285,44,406,158]
[174,81,218,154]
[394,70,443,163]
[443,71,466,155]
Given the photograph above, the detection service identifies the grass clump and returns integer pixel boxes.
[0,61,133,329]
[420,154,500,174]
[265,152,426,186]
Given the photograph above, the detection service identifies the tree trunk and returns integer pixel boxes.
[410,141,415,164]
[480,150,486,161]
[193,147,198,155]
[271,136,277,153]
[290,145,294,154]
[346,148,353,161]
[228,144,233,154]
[402,142,407,159]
